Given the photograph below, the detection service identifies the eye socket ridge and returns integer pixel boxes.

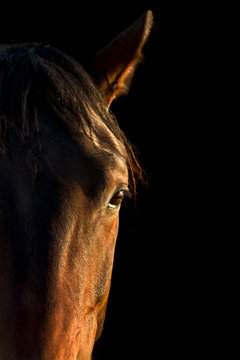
[108,188,132,209]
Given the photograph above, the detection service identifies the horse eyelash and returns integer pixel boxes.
[122,189,132,199]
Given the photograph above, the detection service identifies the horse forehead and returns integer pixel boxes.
[88,110,127,157]
[94,128,128,181]
[83,116,128,174]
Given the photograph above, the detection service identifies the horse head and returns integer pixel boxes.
[0,11,153,360]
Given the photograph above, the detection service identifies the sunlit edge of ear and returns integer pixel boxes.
[94,10,154,108]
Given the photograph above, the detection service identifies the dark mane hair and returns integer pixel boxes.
[0,43,143,195]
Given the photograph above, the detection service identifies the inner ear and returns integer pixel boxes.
[93,10,153,107]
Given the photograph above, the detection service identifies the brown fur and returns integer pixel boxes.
[0,11,153,360]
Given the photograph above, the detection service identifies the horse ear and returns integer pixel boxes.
[94,10,154,107]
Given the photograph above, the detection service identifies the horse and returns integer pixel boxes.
[0,11,153,360]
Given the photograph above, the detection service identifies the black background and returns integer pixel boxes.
[1,3,224,359]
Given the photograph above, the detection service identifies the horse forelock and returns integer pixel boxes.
[0,43,143,197]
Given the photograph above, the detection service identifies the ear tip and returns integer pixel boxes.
[142,10,154,29]
[145,10,154,25]
[138,10,154,45]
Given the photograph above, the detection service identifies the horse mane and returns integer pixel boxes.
[0,43,143,195]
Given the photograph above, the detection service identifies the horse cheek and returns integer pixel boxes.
[93,216,119,336]
[0,216,14,357]
[95,215,119,301]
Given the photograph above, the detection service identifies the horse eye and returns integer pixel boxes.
[109,190,125,208]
